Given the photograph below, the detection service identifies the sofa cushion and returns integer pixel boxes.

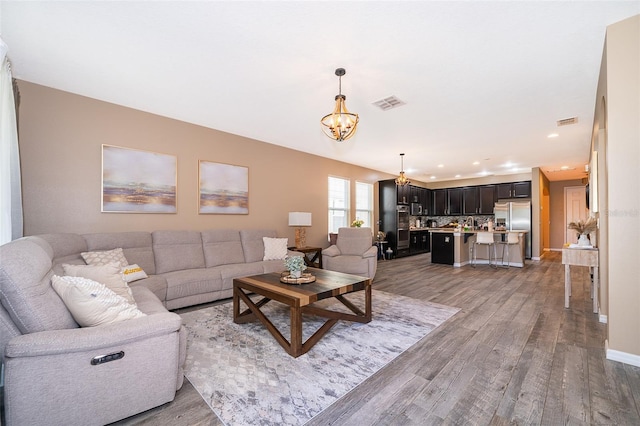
[152,231,205,274]
[62,263,135,305]
[202,229,245,267]
[219,262,264,288]
[161,268,223,301]
[81,247,129,268]
[83,232,156,275]
[0,238,78,333]
[129,275,168,303]
[37,233,88,269]
[262,237,288,260]
[240,229,277,263]
[51,275,145,327]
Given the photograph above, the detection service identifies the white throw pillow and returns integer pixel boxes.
[121,264,148,283]
[81,247,129,269]
[51,275,145,327]
[62,262,136,305]
[263,237,288,260]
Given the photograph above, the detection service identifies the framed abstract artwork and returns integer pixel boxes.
[102,144,177,213]
[199,160,249,214]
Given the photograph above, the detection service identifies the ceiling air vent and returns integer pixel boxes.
[557,116,578,126]
[372,96,406,111]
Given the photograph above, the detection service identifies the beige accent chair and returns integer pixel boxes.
[322,227,377,279]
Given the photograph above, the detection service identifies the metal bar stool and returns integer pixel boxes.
[472,232,497,268]
[500,232,521,268]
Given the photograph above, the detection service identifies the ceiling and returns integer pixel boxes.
[1,1,638,183]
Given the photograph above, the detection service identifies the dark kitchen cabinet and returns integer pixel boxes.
[497,181,531,199]
[478,185,497,214]
[421,188,432,215]
[462,187,479,215]
[396,183,410,205]
[431,232,454,265]
[447,188,463,215]
[410,230,430,254]
[433,189,447,215]
[410,186,420,204]
[513,181,532,198]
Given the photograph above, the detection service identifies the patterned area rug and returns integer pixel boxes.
[180,290,459,425]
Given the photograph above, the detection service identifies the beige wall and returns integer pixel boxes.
[594,15,640,360]
[17,81,395,248]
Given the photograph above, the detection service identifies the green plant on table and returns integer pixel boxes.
[351,218,364,227]
[283,255,307,272]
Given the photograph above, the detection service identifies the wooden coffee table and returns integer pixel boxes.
[233,268,372,358]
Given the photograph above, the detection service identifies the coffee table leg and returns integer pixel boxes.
[365,283,372,322]
[290,305,303,357]
[233,286,240,321]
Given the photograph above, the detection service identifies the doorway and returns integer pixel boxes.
[564,186,588,244]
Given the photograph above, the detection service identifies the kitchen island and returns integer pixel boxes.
[429,228,527,267]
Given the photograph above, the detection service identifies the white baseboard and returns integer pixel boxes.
[605,340,640,367]
[599,314,607,323]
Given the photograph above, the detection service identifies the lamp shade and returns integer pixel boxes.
[288,212,312,227]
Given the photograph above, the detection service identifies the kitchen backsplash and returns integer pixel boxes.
[411,215,495,228]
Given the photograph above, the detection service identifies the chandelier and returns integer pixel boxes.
[396,153,410,186]
[321,68,359,141]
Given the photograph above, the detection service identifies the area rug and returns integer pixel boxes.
[180,290,459,426]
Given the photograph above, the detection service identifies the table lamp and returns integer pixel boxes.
[288,212,312,249]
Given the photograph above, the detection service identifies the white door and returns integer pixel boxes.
[565,186,588,244]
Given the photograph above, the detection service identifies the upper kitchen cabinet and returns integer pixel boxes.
[447,188,463,215]
[478,185,497,214]
[497,181,531,199]
[397,182,410,204]
[433,189,447,215]
[420,187,432,215]
[462,187,479,215]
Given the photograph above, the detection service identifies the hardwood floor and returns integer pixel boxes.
[113,252,640,425]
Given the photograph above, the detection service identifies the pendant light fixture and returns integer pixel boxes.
[321,68,359,142]
[395,153,410,186]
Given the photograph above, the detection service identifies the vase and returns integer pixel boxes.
[291,270,302,278]
[577,233,590,247]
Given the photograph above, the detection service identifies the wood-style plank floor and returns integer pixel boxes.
[112,252,640,425]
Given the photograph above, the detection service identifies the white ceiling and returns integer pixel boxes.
[1,1,638,183]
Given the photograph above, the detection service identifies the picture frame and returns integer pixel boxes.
[102,144,177,213]
[199,160,249,214]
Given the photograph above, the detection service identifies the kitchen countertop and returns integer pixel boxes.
[427,228,528,233]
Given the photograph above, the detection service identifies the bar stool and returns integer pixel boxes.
[500,232,521,268]
[472,232,497,268]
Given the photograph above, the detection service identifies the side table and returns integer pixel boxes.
[562,247,599,313]
[288,246,322,269]
[374,240,388,260]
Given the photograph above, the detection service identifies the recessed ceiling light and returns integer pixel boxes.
[473,161,480,165]
[560,165,569,170]
[430,176,436,179]
[455,174,461,178]
[437,164,444,168]
[548,133,559,138]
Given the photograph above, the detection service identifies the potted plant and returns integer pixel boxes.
[283,255,307,278]
[351,218,364,227]
[568,217,597,246]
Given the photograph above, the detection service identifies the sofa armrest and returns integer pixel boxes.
[362,246,378,258]
[5,312,182,358]
[322,245,341,257]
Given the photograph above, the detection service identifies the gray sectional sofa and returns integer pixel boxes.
[0,228,300,425]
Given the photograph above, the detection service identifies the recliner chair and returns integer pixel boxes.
[322,227,377,279]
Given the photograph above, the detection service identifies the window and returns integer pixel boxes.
[355,181,373,228]
[328,176,350,233]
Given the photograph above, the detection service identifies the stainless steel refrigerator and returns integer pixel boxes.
[494,201,532,259]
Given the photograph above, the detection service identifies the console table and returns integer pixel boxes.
[562,247,599,313]
[288,246,322,269]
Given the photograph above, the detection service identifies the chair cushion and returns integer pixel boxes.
[336,227,373,255]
